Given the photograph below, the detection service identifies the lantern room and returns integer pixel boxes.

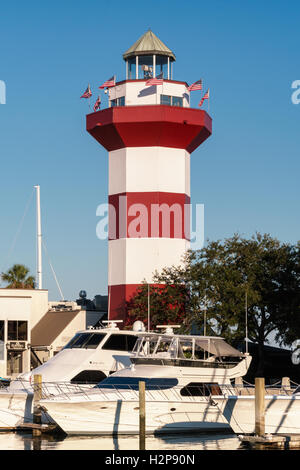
[123,29,176,80]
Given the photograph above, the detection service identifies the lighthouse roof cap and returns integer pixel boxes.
[123,29,176,61]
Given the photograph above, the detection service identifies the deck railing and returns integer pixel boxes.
[2,378,299,402]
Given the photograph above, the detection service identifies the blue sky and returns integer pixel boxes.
[0,0,299,301]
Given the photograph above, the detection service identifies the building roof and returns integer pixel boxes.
[31,309,82,347]
[123,29,176,61]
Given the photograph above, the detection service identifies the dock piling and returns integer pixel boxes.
[139,380,146,450]
[255,377,265,437]
[281,377,291,393]
[33,374,42,437]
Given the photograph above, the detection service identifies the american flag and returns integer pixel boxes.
[80,84,92,99]
[199,89,210,107]
[93,95,101,112]
[99,76,116,89]
[145,72,163,86]
[188,79,202,92]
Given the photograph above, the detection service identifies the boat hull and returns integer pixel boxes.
[43,398,230,435]
[0,392,33,428]
[213,395,300,434]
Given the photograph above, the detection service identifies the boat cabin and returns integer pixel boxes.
[131,333,245,368]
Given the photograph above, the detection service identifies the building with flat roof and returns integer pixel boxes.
[0,288,107,379]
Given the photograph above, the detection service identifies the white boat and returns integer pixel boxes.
[0,321,146,429]
[41,332,252,435]
[211,385,300,435]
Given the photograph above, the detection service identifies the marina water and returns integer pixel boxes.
[0,431,243,451]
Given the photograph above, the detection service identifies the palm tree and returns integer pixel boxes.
[1,264,35,289]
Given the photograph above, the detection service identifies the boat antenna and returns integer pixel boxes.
[108,285,111,320]
[204,294,207,337]
[245,289,248,354]
[147,283,150,332]
[34,185,42,289]
[203,283,208,336]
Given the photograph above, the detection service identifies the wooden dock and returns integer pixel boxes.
[239,434,300,450]
[237,377,300,449]
[0,423,59,434]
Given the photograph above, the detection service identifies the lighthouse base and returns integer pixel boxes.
[109,283,153,325]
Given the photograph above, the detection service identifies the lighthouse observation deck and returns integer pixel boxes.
[86,101,212,153]
[107,78,190,108]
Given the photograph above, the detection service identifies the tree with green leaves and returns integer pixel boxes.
[127,233,300,376]
[1,264,35,289]
[125,283,188,330]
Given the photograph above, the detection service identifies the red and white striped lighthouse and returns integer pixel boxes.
[87,30,212,323]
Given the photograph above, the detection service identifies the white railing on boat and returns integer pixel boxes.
[2,378,299,401]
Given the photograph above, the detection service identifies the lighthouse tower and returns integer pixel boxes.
[87,30,212,323]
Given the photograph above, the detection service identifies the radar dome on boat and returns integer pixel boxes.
[132,321,146,332]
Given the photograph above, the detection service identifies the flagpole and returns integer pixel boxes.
[245,290,248,354]
[147,283,150,332]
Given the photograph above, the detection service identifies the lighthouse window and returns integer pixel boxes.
[128,57,136,80]
[160,95,171,106]
[138,55,153,79]
[160,95,183,107]
[156,55,168,78]
[111,96,125,107]
[172,96,183,107]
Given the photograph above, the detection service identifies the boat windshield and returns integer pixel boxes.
[132,334,242,360]
[63,333,107,349]
[96,376,178,390]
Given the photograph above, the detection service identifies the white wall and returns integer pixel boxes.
[0,289,49,329]
[109,81,190,107]
[109,147,190,196]
[108,238,190,286]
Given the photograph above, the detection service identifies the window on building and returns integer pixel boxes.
[102,334,138,352]
[7,351,23,375]
[160,95,183,107]
[0,321,4,361]
[7,321,28,341]
[111,96,125,107]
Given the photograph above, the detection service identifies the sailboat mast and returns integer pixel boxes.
[34,185,42,290]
